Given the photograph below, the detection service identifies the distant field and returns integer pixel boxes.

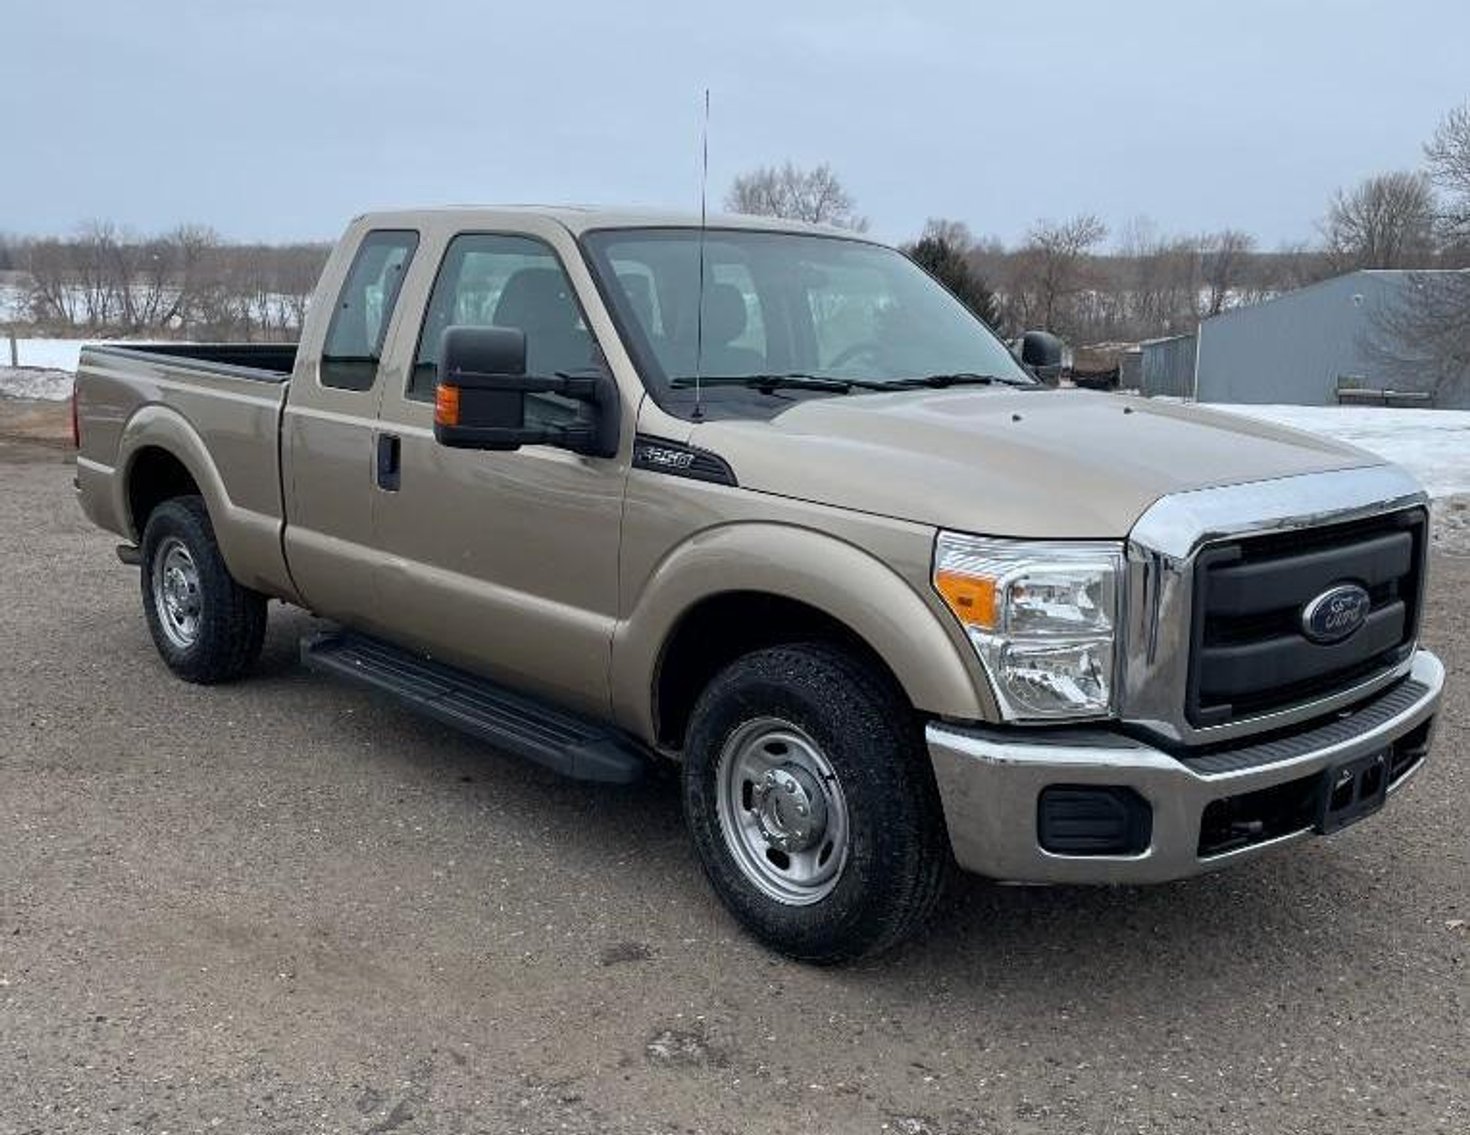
[4,338,89,373]
[0,337,83,402]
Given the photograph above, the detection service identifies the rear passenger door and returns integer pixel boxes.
[369,228,629,719]
[282,227,419,626]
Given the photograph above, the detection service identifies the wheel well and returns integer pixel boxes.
[653,591,908,750]
[127,447,200,538]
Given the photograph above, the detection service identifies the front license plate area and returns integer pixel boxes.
[1317,749,1390,834]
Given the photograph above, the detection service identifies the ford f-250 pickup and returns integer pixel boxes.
[74,207,1444,962]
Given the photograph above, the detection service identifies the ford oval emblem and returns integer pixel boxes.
[1301,583,1371,645]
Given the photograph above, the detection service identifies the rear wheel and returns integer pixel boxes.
[140,496,267,683]
[682,643,950,963]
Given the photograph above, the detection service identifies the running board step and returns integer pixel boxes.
[301,632,648,784]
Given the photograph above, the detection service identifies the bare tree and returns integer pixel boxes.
[11,222,328,340]
[276,243,330,329]
[725,162,867,229]
[1425,100,1470,255]
[72,220,129,327]
[163,225,224,331]
[1108,218,1202,339]
[21,238,80,326]
[1007,214,1108,336]
[1261,240,1335,293]
[919,217,974,252]
[1321,171,1437,270]
[1199,228,1256,317]
[1364,271,1470,404]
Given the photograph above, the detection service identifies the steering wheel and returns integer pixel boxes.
[827,341,884,372]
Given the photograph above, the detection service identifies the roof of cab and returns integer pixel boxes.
[350,204,883,242]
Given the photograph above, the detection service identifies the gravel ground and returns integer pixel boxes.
[0,395,69,447]
[0,440,1465,1135]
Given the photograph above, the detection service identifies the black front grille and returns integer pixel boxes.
[1187,508,1427,727]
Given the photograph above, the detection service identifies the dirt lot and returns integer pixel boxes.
[0,394,68,447]
[0,439,1465,1135]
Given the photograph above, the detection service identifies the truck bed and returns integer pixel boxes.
[87,342,297,381]
[74,340,296,601]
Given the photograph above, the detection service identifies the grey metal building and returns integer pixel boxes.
[1193,270,1470,408]
[1138,334,1196,398]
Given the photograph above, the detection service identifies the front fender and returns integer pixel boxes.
[610,522,992,743]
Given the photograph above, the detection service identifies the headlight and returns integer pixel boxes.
[933,533,1125,721]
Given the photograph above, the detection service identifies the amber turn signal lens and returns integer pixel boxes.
[435,383,461,427]
[934,570,998,629]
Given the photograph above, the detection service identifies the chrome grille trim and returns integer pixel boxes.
[1121,464,1428,747]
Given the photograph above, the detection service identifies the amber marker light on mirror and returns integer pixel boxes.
[435,383,461,428]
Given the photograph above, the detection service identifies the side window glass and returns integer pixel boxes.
[410,235,597,427]
[320,229,418,391]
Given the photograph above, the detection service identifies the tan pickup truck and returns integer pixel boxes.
[75,207,1444,961]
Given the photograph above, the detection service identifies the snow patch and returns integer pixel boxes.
[1203,403,1470,501]
[0,367,73,402]
[4,339,90,373]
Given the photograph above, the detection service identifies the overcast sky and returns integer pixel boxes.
[6,0,1468,249]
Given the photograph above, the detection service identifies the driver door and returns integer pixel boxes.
[368,226,630,719]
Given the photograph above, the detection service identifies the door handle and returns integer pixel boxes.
[376,433,401,491]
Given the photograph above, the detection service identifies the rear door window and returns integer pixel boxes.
[320,229,418,391]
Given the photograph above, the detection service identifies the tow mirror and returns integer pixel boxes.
[1020,330,1064,375]
[433,325,618,457]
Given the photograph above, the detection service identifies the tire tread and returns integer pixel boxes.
[684,641,951,963]
[140,495,267,684]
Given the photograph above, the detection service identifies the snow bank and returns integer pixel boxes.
[1205,404,1470,501]
[0,339,91,401]
[0,367,72,401]
[5,339,90,373]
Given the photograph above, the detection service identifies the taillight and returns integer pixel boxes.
[70,386,81,449]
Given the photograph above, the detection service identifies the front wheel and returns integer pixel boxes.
[140,495,267,684]
[682,643,950,963]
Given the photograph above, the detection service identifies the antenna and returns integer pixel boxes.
[693,88,710,422]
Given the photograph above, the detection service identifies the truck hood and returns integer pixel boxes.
[689,388,1383,538]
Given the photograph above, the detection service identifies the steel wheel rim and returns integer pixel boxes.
[715,717,850,906]
[152,537,203,649]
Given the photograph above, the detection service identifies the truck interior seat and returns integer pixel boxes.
[493,268,595,375]
[698,282,765,376]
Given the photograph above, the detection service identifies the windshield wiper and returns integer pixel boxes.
[889,372,1033,389]
[669,373,884,394]
[669,371,1035,395]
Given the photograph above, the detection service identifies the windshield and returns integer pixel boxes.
[581,228,1031,407]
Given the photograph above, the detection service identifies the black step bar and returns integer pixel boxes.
[301,632,648,784]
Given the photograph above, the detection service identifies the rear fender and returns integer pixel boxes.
[116,405,296,600]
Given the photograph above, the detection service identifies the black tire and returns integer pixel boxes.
[682,643,951,963]
[139,495,267,684]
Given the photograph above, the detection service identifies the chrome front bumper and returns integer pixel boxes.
[928,650,1444,885]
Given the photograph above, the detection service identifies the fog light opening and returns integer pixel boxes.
[1037,786,1152,856]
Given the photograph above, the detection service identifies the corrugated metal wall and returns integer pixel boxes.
[1193,271,1464,407]
[1139,334,1196,398]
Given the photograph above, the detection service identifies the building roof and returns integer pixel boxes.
[1200,268,1470,328]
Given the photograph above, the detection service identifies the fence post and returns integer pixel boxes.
[6,328,17,368]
